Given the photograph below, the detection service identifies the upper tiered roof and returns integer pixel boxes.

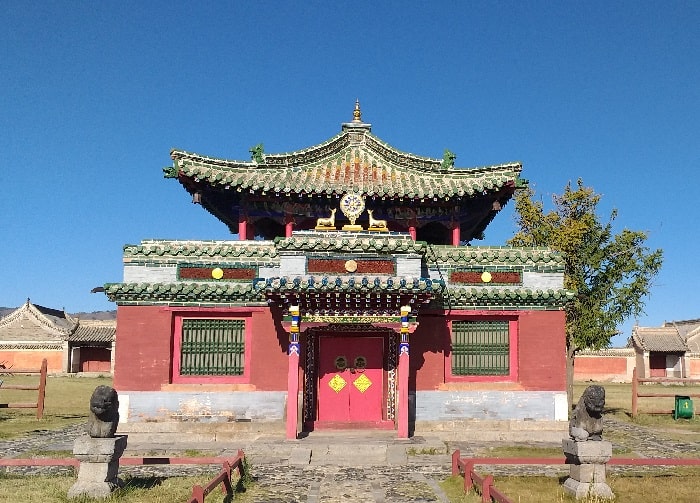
[165,102,525,241]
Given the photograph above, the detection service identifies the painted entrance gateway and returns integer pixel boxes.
[105,103,573,439]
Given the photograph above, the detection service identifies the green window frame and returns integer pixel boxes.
[179,319,245,376]
[451,320,510,376]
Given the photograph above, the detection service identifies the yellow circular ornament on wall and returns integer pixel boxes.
[481,271,492,283]
[345,260,358,272]
[212,267,224,280]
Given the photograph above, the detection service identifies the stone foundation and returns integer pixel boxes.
[562,439,614,499]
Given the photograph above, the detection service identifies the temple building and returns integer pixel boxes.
[0,299,115,373]
[105,103,572,438]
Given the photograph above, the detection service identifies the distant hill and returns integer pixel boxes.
[0,307,116,320]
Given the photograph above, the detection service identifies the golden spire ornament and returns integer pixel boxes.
[353,99,362,122]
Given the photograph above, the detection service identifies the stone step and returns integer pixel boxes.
[116,419,568,443]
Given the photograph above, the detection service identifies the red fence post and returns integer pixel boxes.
[451,449,460,476]
[236,449,246,479]
[36,359,47,420]
[482,475,493,503]
[464,461,474,493]
[191,484,204,503]
[220,461,233,494]
[632,366,638,417]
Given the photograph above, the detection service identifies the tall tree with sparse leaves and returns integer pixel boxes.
[508,179,663,408]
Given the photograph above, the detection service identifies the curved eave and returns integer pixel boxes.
[104,282,265,305]
[275,235,428,254]
[444,287,574,309]
[122,240,279,260]
[426,246,566,268]
[258,275,443,293]
[169,131,523,200]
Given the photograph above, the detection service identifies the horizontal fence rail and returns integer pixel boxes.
[0,451,247,503]
[0,454,245,469]
[186,450,246,503]
[452,450,514,503]
[632,366,700,417]
[0,358,47,419]
[451,450,700,503]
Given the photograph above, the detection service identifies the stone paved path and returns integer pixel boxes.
[1,417,698,502]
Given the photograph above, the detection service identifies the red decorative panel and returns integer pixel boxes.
[179,267,256,280]
[307,259,395,274]
[450,271,522,284]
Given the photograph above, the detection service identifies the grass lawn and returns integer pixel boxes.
[0,472,227,503]
[0,374,113,439]
[442,467,700,502]
[574,381,700,433]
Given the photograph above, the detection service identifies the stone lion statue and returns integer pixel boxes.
[86,385,120,438]
[569,385,605,441]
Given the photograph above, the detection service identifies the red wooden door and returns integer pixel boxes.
[649,352,666,377]
[79,347,111,372]
[317,336,383,423]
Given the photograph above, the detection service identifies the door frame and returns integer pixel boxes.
[302,324,397,431]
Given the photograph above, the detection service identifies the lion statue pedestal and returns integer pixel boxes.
[68,386,127,499]
[562,385,614,500]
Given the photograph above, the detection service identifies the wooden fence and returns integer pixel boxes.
[452,450,513,503]
[186,450,246,503]
[0,358,47,419]
[0,451,247,503]
[451,450,700,503]
[632,366,700,417]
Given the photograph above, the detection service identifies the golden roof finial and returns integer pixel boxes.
[352,99,362,122]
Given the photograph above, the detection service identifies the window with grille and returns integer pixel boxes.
[451,320,510,376]
[179,319,245,376]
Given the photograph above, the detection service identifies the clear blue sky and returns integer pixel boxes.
[2,2,698,346]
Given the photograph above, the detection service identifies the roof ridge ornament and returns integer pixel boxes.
[342,99,371,132]
[353,99,362,122]
[249,143,265,164]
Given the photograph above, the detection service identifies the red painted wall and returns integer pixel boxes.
[410,315,449,390]
[114,305,566,392]
[114,305,173,391]
[114,305,289,391]
[574,356,629,381]
[410,310,566,391]
[517,310,566,390]
[690,359,700,378]
[0,351,62,372]
[247,309,287,390]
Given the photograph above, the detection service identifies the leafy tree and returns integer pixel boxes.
[508,179,663,407]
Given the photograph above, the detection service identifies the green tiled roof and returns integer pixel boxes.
[105,280,572,309]
[104,282,265,305]
[425,245,565,268]
[446,287,574,308]
[169,128,522,199]
[123,240,279,260]
[258,276,442,293]
[275,233,427,254]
